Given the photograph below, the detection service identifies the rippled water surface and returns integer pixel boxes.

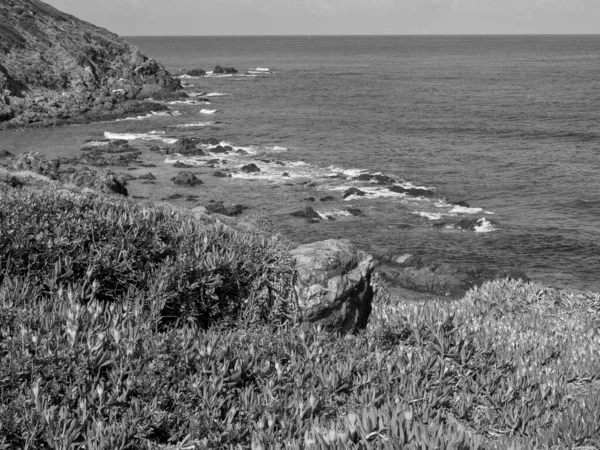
[2,36,600,291]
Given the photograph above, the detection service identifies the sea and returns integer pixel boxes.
[1,35,599,292]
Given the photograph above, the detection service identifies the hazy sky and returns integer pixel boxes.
[45,0,600,36]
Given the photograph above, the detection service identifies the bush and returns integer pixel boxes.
[2,188,600,449]
[0,189,296,327]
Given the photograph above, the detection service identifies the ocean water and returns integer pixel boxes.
[2,35,599,292]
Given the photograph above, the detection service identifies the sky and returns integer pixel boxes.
[44,0,600,36]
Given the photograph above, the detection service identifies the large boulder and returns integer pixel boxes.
[290,239,375,334]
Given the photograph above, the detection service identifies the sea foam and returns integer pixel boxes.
[104,131,177,144]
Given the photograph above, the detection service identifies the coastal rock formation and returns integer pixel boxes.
[290,239,375,334]
[214,66,238,74]
[171,138,205,156]
[10,151,60,179]
[290,206,321,220]
[379,256,530,298]
[0,0,181,128]
[3,151,129,196]
[389,185,435,198]
[205,201,247,217]
[241,163,260,173]
[172,171,203,186]
[177,68,206,77]
[343,187,366,198]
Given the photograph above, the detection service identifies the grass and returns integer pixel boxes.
[1,185,599,449]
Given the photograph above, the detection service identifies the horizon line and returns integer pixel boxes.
[124,33,600,38]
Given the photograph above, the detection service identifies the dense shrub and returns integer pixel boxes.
[1,188,599,449]
[0,189,296,327]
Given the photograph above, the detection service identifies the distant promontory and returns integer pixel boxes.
[0,0,183,128]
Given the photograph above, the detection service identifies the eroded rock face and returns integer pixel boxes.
[0,0,181,127]
[290,239,375,334]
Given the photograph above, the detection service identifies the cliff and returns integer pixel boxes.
[0,0,182,128]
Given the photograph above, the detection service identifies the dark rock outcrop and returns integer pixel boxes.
[389,185,435,198]
[290,207,321,220]
[0,0,181,128]
[346,208,365,217]
[178,68,206,77]
[172,171,202,186]
[240,163,260,173]
[320,196,336,202]
[205,201,247,217]
[171,138,205,156]
[355,174,396,184]
[9,152,60,179]
[379,256,530,298]
[213,66,238,74]
[290,239,375,334]
[343,187,366,199]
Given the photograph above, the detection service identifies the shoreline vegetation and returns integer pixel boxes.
[1,171,600,449]
[1,1,600,449]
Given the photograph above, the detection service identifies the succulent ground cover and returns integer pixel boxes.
[1,187,600,449]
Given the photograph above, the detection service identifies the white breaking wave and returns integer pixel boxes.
[474,218,496,233]
[175,122,215,128]
[104,131,178,144]
[206,92,228,97]
[415,211,444,221]
[83,140,109,147]
[115,111,177,122]
[450,205,484,215]
[166,99,204,105]
[200,109,218,115]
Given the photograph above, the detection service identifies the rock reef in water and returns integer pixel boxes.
[0,0,182,128]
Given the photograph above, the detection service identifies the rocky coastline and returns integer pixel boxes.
[0,0,532,299]
[0,0,183,129]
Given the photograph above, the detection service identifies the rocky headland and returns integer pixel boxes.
[0,0,183,128]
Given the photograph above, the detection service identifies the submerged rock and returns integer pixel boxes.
[320,196,336,202]
[381,257,530,298]
[213,65,238,74]
[290,239,375,334]
[172,171,203,186]
[389,185,435,198]
[343,187,366,199]
[205,201,247,217]
[346,208,365,217]
[290,207,321,220]
[355,174,396,184]
[240,163,260,173]
[172,138,205,156]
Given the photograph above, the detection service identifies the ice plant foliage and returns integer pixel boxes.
[1,188,600,449]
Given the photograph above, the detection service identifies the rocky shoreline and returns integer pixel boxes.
[0,0,183,129]
[0,0,533,300]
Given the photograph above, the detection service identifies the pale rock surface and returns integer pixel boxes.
[290,239,375,334]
